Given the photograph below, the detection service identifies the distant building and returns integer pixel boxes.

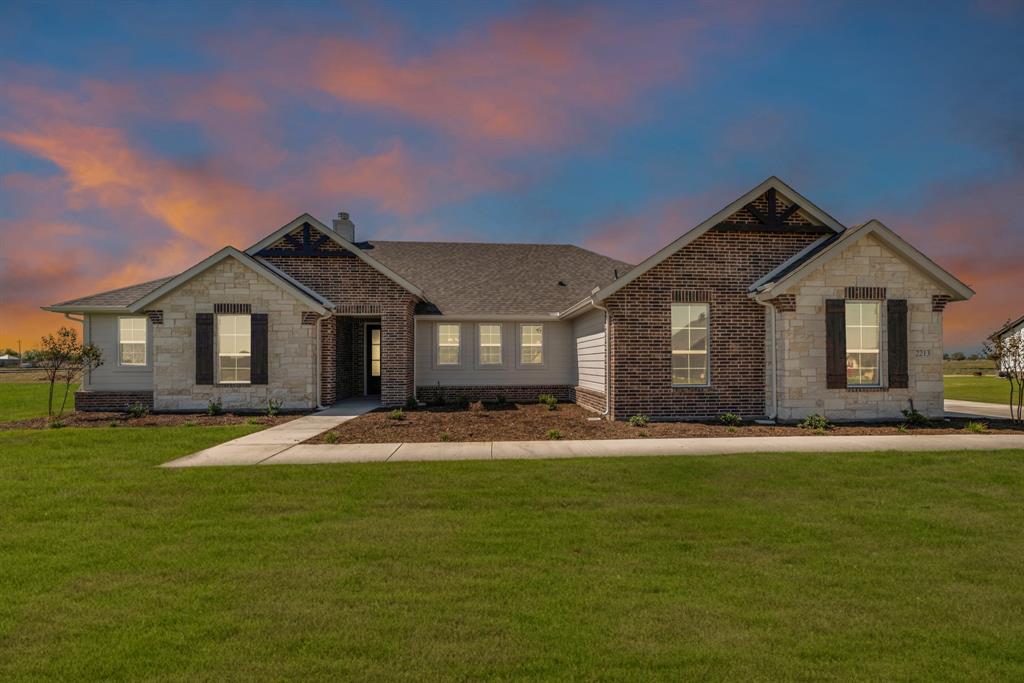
[0,354,20,367]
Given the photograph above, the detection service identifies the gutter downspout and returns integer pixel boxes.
[586,300,611,419]
[754,298,778,421]
[314,311,333,410]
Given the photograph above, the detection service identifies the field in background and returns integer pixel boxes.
[943,358,997,375]
[0,369,49,383]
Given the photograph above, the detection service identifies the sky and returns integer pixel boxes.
[1,0,1022,352]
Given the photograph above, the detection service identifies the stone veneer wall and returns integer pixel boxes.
[149,258,317,411]
[773,234,947,421]
[605,228,822,421]
[262,233,417,406]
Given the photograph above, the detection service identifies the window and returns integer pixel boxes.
[118,317,147,366]
[846,301,880,386]
[520,324,543,365]
[671,304,708,386]
[479,324,502,365]
[437,323,460,365]
[217,314,251,384]
[370,328,381,377]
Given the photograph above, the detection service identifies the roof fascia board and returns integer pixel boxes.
[754,220,974,301]
[244,213,425,299]
[128,247,329,313]
[413,313,561,321]
[748,233,835,292]
[41,305,132,313]
[592,176,844,303]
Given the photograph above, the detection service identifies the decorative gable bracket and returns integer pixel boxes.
[256,222,346,258]
[716,188,832,235]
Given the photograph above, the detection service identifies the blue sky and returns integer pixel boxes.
[1,0,1022,349]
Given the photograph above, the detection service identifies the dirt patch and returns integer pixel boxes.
[0,370,49,384]
[307,402,1024,444]
[0,411,301,430]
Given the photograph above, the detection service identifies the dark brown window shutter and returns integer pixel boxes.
[888,299,909,388]
[196,313,214,385]
[826,299,847,389]
[251,313,268,385]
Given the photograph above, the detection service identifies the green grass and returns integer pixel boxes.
[2,427,1023,679]
[0,382,77,421]
[944,358,997,375]
[944,375,1012,404]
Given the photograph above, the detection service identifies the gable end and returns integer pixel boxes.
[714,187,832,235]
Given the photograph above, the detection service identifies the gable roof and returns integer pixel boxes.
[44,277,175,313]
[751,219,974,301]
[246,214,424,299]
[590,176,845,304]
[991,314,1024,340]
[127,247,331,313]
[361,240,632,316]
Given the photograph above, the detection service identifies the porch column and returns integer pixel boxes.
[380,298,415,406]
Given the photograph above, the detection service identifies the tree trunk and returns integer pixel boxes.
[58,381,72,418]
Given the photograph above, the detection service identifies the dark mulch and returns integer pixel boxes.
[0,412,301,431]
[308,402,1024,444]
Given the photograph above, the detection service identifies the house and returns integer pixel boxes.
[990,315,1024,375]
[0,354,20,368]
[44,177,974,421]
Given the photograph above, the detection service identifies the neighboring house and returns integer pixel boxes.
[990,315,1024,375]
[45,177,974,421]
[0,354,20,368]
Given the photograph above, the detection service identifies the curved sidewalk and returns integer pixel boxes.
[163,432,1024,468]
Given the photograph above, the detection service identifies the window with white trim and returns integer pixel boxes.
[478,323,502,365]
[118,317,147,366]
[520,324,543,365]
[671,304,708,386]
[217,314,251,384]
[437,323,460,365]
[846,301,880,386]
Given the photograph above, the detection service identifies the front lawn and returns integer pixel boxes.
[2,429,1023,679]
[0,382,76,421]
[944,375,1012,404]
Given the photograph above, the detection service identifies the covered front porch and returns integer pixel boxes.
[319,309,414,406]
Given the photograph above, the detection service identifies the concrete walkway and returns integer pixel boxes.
[163,432,1024,468]
[162,398,380,468]
[945,399,1015,421]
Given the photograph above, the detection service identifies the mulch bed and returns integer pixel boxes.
[308,402,1024,444]
[0,412,300,431]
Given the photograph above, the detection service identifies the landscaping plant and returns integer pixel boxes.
[39,326,103,418]
[389,408,405,420]
[545,428,563,440]
[900,406,930,427]
[126,402,149,419]
[439,432,451,442]
[405,396,419,411]
[984,329,1024,423]
[966,421,988,434]
[323,432,339,444]
[265,397,283,417]
[207,398,223,416]
[538,394,558,411]
[718,412,743,427]
[798,413,830,433]
[628,414,650,427]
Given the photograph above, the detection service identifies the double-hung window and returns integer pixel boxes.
[671,304,709,386]
[218,314,251,384]
[845,301,880,386]
[478,324,502,365]
[520,324,543,365]
[437,323,461,365]
[118,317,148,366]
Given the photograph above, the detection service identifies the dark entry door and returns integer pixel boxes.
[366,325,381,395]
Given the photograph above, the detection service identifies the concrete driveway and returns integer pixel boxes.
[945,399,1016,421]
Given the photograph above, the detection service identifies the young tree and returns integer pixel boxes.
[985,328,1024,423]
[38,327,103,418]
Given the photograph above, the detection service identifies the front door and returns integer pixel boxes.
[365,324,381,395]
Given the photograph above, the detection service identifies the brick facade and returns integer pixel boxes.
[75,390,154,412]
[573,386,606,413]
[416,384,573,403]
[604,228,821,421]
[262,228,418,406]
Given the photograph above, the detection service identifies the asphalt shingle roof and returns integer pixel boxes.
[359,240,633,315]
[50,277,174,308]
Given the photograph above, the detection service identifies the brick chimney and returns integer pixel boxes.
[332,211,355,242]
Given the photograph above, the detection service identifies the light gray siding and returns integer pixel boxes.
[415,318,575,386]
[572,308,606,393]
[83,313,154,391]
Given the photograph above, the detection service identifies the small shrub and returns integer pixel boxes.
[538,394,558,411]
[431,394,446,408]
[323,432,339,444]
[897,423,908,433]
[184,420,197,427]
[546,428,563,440]
[718,412,743,427]
[48,420,65,429]
[245,417,262,426]
[726,425,738,433]
[637,430,650,438]
[265,398,283,417]
[439,432,451,442]
[798,413,830,432]
[966,421,988,434]
[453,395,470,410]
[469,400,485,412]
[900,407,930,427]
[108,421,119,428]
[628,414,650,427]
[495,394,507,406]
[405,396,419,410]
[389,408,405,420]
[126,402,149,419]
[207,398,223,416]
